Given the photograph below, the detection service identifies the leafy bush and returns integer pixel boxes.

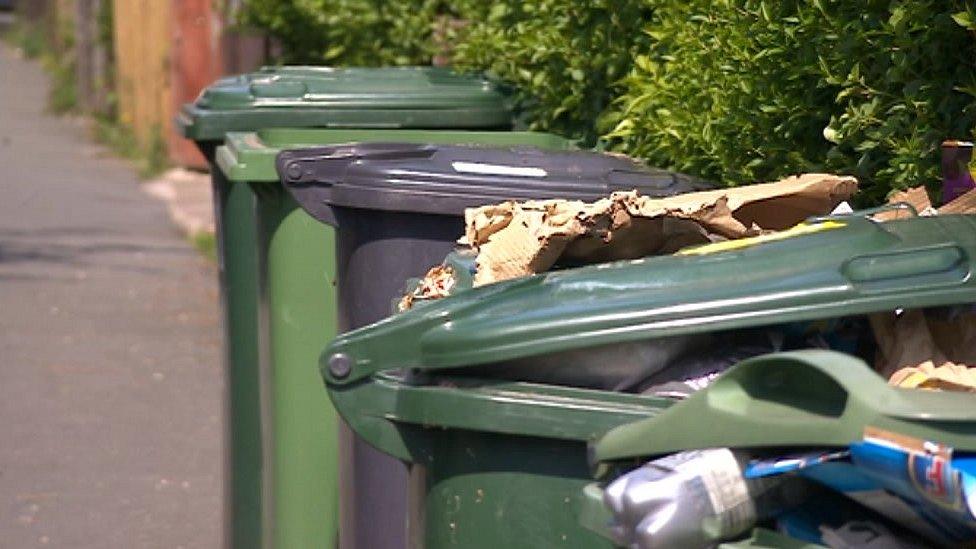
[238,0,648,143]
[240,0,976,200]
[606,0,976,202]
[3,7,78,114]
[448,1,651,144]
[238,0,442,66]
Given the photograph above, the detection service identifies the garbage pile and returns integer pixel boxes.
[401,179,976,312]
[399,173,857,309]
[604,431,973,548]
[461,173,856,285]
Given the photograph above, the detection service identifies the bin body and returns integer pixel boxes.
[420,430,614,548]
[175,66,527,549]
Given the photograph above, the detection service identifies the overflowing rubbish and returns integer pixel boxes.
[780,428,976,546]
[605,427,976,548]
[398,173,857,308]
[590,345,976,546]
[399,167,976,315]
[840,429,976,543]
[635,322,868,399]
[461,173,857,285]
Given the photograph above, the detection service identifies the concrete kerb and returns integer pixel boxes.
[143,167,215,238]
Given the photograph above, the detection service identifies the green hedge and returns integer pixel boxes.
[608,0,976,203]
[240,0,976,200]
[447,1,651,144]
[238,0,443,66]
[238,0,643,143]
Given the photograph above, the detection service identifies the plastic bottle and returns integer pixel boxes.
[603,448,796,548]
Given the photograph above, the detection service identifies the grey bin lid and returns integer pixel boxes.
[277,143,714,223]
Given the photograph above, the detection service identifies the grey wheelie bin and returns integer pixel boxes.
[277,142,712,547]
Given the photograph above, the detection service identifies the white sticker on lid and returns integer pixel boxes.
[451,161,547,178]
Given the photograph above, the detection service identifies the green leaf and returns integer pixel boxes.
[952,11,975,30]
[323,44,345,60]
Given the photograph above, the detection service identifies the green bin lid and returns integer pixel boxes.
[177,66,513,141]
[322,214,976,386]
[592,349,976,463]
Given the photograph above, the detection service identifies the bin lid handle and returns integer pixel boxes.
[592,350,976,464]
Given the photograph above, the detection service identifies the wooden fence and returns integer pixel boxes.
[111,0,172,154]
[26,0,271,168]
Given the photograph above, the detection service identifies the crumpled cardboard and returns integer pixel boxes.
[397,264,456,312]
[874,184,976,222]
[889,362,976,393]
[871,308,976,391]
[463,173,858,286]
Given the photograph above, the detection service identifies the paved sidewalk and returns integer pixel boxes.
[0,44,223,549]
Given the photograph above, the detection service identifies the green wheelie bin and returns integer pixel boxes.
[317,210,976,548]
[176,66,572,549]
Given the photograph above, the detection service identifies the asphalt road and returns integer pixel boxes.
[0,44,223,547]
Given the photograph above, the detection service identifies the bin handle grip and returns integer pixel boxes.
[591,350,976,464]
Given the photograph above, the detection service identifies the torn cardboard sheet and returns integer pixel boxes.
[871,308,976,391]
[464,173,858,286]
[939,187,976,215]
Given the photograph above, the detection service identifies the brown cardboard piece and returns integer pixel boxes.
[874,186,934,221]
[873,309,976,392]
[938,187,976,215]
[870,310,948,379]
[873,184,976,222]
[464,173,858,286]
[888,363,976,393]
